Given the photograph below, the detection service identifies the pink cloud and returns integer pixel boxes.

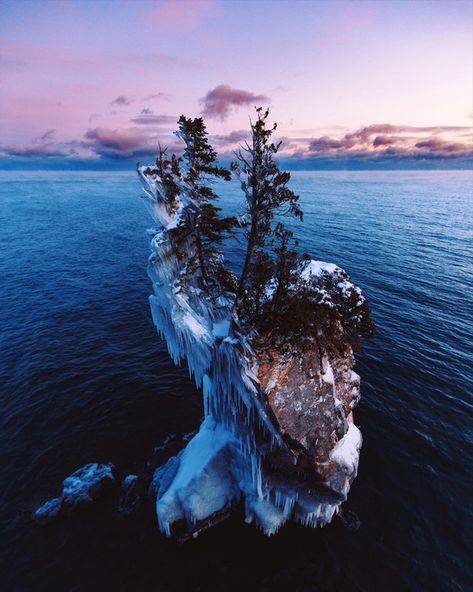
[85,127,149,152]
[201,84,269,120]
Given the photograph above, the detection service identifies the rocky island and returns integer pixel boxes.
[137,109,375,539]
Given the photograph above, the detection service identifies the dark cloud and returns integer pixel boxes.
[304,124,473,159]
[1,144,71,158]
[200,84,269,120]
[414,138,469,154]
[141,108,153,115]
[144,92,167,101]
[109,95,134,107]
[213,129,249,145]
[372,135,402,147]
[130,114,176,126]
[308,136,346,152]
[37,129,56,142]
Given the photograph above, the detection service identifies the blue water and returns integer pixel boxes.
[0,170,472,591]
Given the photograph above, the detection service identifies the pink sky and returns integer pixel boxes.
[0,0,472,167]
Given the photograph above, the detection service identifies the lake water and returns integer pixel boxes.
[0,170,472,591]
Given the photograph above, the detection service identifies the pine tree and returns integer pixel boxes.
[176,116,235,291]
[142,144,182,215]
[232,108,302,328]
[155,144,181,214]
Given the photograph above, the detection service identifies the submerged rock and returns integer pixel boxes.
[33,462,116,525]
[34,497,62,526]
[117,474,142,515]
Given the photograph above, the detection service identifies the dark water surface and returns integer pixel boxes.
[1,170,472,591]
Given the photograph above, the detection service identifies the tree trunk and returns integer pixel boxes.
[233,214,257,318]
[193,217,207,285]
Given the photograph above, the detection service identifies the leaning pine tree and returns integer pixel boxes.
[232,108,374,349]
[231,107,303,332]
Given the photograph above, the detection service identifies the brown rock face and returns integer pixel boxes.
[257,338,360,482]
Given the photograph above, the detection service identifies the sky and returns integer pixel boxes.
[1,0,472,169]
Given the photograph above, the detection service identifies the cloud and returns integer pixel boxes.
[0,130,84,159]
[0,144,71,158]
[1,123,177,162]
[143,92,167,101]
[109,95,134,107]
[308,136,346,152]
[129,114,177,126]
[200,84,269,120]
[213,129,249,145]
[2,120,471,168]
[414,138,469,154]
[372,135,402,147]
[303,124,473,160]
[37,129,56,142]
[84,126,154,157]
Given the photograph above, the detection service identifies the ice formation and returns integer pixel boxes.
[138,164,369,540]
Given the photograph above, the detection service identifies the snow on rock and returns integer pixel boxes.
[33,462,116,525]
[330,420,362,475]
[62,463,116,507]
[300,260,339,280]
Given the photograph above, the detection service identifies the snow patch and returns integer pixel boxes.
[330,422,362,474]
[300,260,339,280]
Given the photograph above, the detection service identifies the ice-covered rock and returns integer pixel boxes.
[33,462,116,525]
[153,416,240,538]
[138,164,370,539]
[62,463,116,507]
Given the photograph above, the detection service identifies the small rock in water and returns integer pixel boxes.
[62,462,116,508]
[117,474,142,515]
[33,462,116,526]
[338,509,361,531]
[33,497,62,525]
